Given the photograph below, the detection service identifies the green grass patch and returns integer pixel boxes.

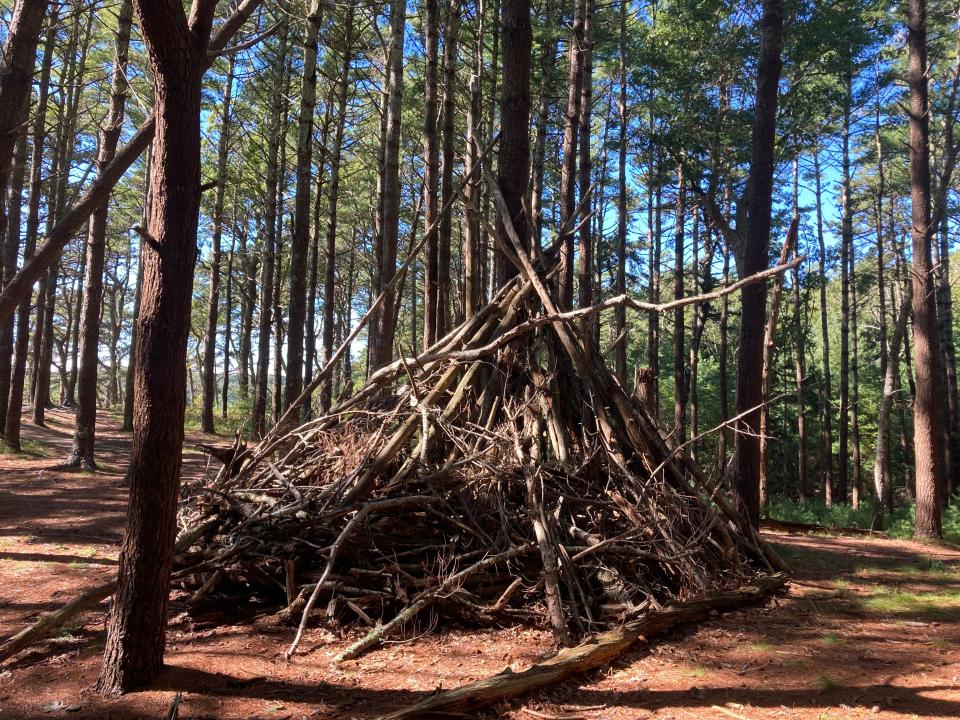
[749,641,776,653]
[818,632,843,646]
[817,674,844,691]
[0,438,48,457]
[858,586,960,620]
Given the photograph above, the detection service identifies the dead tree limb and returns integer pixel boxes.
[379,574,788,720]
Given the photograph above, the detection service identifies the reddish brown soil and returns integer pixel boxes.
[1,409,959,719]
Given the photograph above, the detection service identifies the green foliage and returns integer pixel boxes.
[768,497,960,545]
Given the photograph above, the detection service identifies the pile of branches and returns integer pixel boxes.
[172,174,786,661]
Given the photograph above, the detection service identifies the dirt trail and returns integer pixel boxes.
[1,411,959,719]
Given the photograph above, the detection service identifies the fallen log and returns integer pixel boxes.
[760,517,884,538]
[378,573,788,720]
[0,519,219,664]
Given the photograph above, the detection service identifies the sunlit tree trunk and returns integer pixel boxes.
[558,0,584,309]
[813,149,833,505]
[252,19,289,438]
[67,0,133,467]
[96,0,218,694]
[200,53,236,433]
[732,0,784,527]
[908,0,946,539]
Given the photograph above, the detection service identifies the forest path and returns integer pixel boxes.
[0,416,958,719]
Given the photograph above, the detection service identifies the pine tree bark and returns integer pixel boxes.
[850,227,863,508]
[557,0,585,309]
[495,0,531,287]
[437,2,460,338]
[717,226,731,469]
[5,9,56,450]
[285,0,324,412]
[672,165,686,442]
[221,243,233,419]
[95,0,219,694]
[67,0,133,468]
[907,0,946,539]
[614,0,628,381]
[576,0,594,318]
[237,226,254,400]
[370,0,406,369]
[836,72,853,503]
[463,5,484,319]
[732,0,784,528]
[528,7,557,245]
[200,53,236,433]
[252,19,289,438]
[0,0,47,252]
[422,0,440,348]
[320,4,355,412]
[0,124,28,431]
[872,87,892,510]
[813,149,833,505]
[34,8,90,425]
[122,150,151,432]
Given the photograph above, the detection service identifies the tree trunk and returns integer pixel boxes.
[67,0,133,468]
[422,0,440,349]
[758,207,797,509]
[321,4,355,412]
[876,289,911,520]
[122,149,151,432]
[200,53,236,433]
[528,6,557,246]
[237,226,254,400]
[96,0,218,694]
[672,164,686,442]
[732,0,784,528]
[614,0,628,381]
[717,225,731,470]
[5,8,56,450]
[495,0,531,288]
[437,2,460,339]
[813,149,833,505]
[252,18,289,438]
[790,160,807,503]
[907,0,946,539]
[850,224,863,508]
[221,242,233,419]
[938,211,960,498]
[34,7,90,425]
[0,124,29,431]
[463,4,484,319]
[873,85,892,511]
[576,0,593,318]
[371,0,406,370]
[0,0,47,253]
[836,72,853,503]
[557,0,585,309]
[64,241,84,406]
[285,0,323,413]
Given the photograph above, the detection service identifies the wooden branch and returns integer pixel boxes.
[0,519,220,663]
[260,132,502,445]
[285,495,439,660]
[378,574,788,720]
[0,581,115,663]
[0,0,265,325]
[336,544,536,662]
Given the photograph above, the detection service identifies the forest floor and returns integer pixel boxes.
[1,409,959,719]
